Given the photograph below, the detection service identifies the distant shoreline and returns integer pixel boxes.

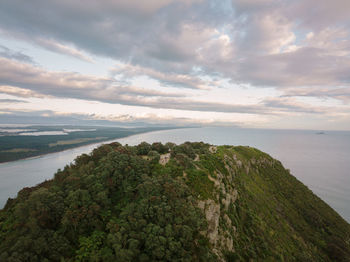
[0,138,119,165]
[0,127,183,165]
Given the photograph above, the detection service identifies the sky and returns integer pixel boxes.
[0,0,350,130]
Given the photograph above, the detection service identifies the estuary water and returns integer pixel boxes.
[0,127,349,222]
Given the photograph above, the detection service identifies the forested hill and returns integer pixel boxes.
[1,142,350,261]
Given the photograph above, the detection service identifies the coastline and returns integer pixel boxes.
[0,127,193,209]
[0,127,349,223]
[0,128,177,165]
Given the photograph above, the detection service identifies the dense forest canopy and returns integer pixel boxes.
[1,142,350,261]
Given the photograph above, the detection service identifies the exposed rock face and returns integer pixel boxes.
[198,199,220,244]
[198,199,233,261]
[194,154,200,161]
[159,153,170,165]
[195,148,241,260]
[222,188,238,211]
[209,146,217,153]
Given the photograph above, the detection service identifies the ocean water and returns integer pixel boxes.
[0,127,349,222]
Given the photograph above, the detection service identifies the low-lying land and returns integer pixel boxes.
[0,125,173,163]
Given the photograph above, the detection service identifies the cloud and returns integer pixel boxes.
[0,0,233,74]
[0,0,350,127]
[0,0,349,87]
[285,0,350,31]
[0,85,46,98]
[0,45,34,63]
[233,47,350,89]
[112,86,185,98]
[303,27,350,58]
[0,57,266,114]
[0,98,28,103]
[0,108,241,127]
[261,97,328,113]
[233,10,296,55]
[34,38,94,63]
[104,112,241,127]
[0,57,189,104]
[232,0,276,14]
[0,57,111,97]
[1,0,349,94]
[1,54,345,116]
[283,87,350,104]
[113,64,220,90]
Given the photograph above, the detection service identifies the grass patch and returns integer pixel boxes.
[186,168,214,199]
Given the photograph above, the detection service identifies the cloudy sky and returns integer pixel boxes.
[0,0,350,130]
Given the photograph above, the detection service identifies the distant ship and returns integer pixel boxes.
[316,131,325,135]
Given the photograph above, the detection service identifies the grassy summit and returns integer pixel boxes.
[1,142,349,261]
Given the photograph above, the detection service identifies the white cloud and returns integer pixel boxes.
[35,38,94,63]
[0,0,350,129]
[113,64,220,90]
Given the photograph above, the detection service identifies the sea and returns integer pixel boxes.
[0,127,349,223]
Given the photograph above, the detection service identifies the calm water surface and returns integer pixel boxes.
[1,127,349,222]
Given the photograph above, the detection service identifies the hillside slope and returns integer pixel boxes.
[1,142,350,261]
